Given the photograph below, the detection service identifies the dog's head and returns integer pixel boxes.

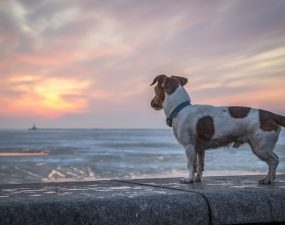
[150,74,188,110]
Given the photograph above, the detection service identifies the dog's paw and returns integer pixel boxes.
[180,177,194,184]
[258,177,272,185]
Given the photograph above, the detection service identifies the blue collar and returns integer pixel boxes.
[166,101,191,127]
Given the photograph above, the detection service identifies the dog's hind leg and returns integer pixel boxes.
[195,150,205,182]
[256,151,279,184]
[272,152,279,180]
[250,131,280,185]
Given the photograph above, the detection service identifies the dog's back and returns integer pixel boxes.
[151,74,285,184]
[175,104,284,149]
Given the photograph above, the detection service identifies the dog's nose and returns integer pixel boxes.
[151,100,161,109]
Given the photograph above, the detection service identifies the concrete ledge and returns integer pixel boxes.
[0,175,285,225]
[126,175,285,225]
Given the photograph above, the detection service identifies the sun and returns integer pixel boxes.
[1,77,90,118]
[34,78,87,111]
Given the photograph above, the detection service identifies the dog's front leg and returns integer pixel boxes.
[180,144,195,184]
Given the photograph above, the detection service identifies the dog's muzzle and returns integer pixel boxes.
[151,99,163,110]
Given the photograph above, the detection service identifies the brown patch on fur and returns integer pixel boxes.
[163,77,179,95]
[272,113,285,127]
[150,75,188,109]
[196,116,215,150]
[151,85,165,109]
[150,75,167,109]
[150,74,167,86]
[171,76,188,86]
[259,110,279,132]
[228,106,251,118]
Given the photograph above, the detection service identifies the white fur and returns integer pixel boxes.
[163,85,281,185]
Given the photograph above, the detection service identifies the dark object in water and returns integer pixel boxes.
[29,123,38,130]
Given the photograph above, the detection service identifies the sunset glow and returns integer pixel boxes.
[0,77,89,118]
[34,79,88,110]
[0,0,284,128]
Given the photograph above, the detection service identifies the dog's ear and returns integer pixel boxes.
[150,74,167,86]
[171,76,188,86]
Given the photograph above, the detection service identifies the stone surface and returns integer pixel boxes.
[0,180,208,225]
[122,174,285,225]
[0,175,284,225]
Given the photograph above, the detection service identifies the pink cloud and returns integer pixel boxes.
[0,0,285,128]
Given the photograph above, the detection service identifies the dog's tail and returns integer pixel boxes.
[273,113,285,127]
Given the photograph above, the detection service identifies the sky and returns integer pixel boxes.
[0,0,285,129]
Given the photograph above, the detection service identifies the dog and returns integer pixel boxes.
[150,74,285,185]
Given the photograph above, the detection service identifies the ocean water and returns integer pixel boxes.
[0,129,284,184]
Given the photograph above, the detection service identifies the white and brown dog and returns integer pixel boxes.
[150,74,285,185]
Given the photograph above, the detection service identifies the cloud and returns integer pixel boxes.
[0,0,285,128]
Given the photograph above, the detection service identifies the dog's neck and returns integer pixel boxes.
[163,86,191,118]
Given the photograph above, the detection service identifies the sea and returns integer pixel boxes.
[0,129,284,184]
